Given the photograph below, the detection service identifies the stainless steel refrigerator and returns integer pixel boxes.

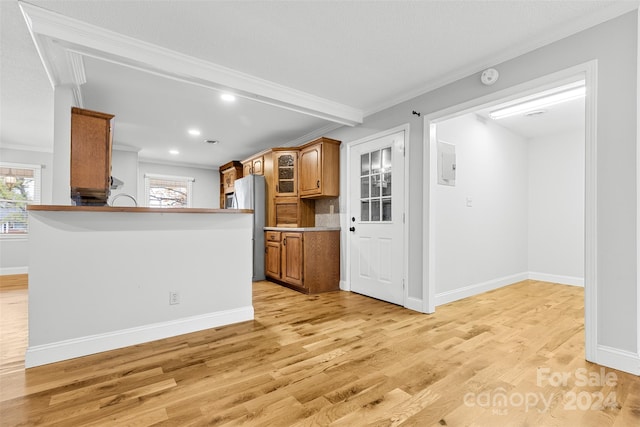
[233,174,266,281]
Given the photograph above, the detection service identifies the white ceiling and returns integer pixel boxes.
[1,0,637,168]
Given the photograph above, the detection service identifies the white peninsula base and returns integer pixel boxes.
[26,206,254,368]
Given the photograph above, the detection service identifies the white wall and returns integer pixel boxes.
[138,161,219,208]
[528,129,585,284]
[109,149,139,206]
[434,114,529,303]
[328,11,638,367]
[0,148,53,274]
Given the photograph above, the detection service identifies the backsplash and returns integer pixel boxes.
[315,198,340,227]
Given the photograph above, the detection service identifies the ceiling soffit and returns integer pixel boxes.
[19,2,363,127]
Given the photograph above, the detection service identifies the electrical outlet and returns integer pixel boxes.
[169,291,180,305]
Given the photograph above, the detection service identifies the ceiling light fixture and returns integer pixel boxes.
[169,149,180,155]
[489,81,585,120]
[188,129,201,136]
[220,93,236,102]
[204,139,220,145]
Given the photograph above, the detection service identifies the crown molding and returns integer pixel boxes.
[18,2,363,127]
[281,123,344,148]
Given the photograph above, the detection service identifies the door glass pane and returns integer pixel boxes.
[279,155,294,167]
[382,172,392,196]
[361,153,370,176]
[371,150,381,174]
[371,199,381,221]
[382,147,392,171]
[361,200,370,222]
[382,198,392,221]
[371,174,381,197]
[279,168,293,179]
[360,176,370,198]
[279,181,294,193]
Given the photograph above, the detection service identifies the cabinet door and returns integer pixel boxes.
[222,168,236,193]
[298,143,322,197]
[275,152,297,197]
[281,232,303,287]
[243,161,252,176]
[70,108,113,191]
[252,157,264,175]
[265,240,281,279]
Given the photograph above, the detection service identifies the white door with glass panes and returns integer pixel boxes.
[349,130,405,305]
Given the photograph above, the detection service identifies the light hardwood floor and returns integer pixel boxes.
[1,275,639,426]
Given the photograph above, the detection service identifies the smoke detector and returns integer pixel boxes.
[481,68,499,86]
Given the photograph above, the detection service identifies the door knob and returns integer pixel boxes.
[349,226,356,232]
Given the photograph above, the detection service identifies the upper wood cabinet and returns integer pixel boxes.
[70,107,114,205]
[220,161,243,195]
[242,154,265,176]
[273,149,298,197]
[218,161,243,207]
[298,137,341,198]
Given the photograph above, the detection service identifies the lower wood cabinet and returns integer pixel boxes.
[264,229,340,294]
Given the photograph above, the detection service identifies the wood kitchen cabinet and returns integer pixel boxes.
[274,197,314,228]
[70,107,114,205]
[298,137,341,198]
[218,161,243,207]
[281,231,303,287]
[273,149,298,197]
[242,153,265,176]
[264,229,340,294]
[265,231,281,278]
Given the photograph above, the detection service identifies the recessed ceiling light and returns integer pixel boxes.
[204,139,220,145]
[188,129,201,136]
[169,149,180,155]
[220,93,236,102]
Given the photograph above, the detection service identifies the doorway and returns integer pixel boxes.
[423,62,597,360]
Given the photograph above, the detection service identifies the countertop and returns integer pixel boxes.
[264,226,341,232]
[28,205,253,214]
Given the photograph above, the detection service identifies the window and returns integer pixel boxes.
[0,163,41,235]
[360,147,392,222]
[144,174,194,208]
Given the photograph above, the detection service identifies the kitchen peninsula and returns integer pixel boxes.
[26,205,254,367]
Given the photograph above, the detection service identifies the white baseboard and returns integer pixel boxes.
[435,272,529,306]
[339,280,349,291]
[405,296,423,312]
[529,272,584,287]
[0,266,28,275]
[25,306,254,368]
[593,344,640,375]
